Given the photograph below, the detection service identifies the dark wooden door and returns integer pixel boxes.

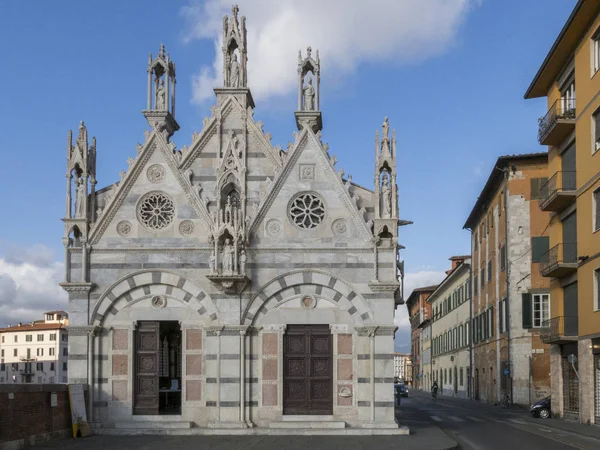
[283,325,333,415]
[563,282,579,336]
[134,321,160,415]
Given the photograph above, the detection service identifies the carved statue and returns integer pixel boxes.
[382,116,389,140]
[303,78,315,111]
[74,176,86,218]
[209,251,216,273]
[240,249,247,274]
[156,79,166,110]
[381,172,392,218]
[229,54,240,87]
[222,238,234,274]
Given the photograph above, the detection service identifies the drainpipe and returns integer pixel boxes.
[466,227,473,400]
[503,170,512,404]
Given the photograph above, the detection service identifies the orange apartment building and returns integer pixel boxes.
[464,153,551,406]
[406,285,436,390]
[525,0,600,423]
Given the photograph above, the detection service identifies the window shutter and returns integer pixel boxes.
[501,245,506,271]
[531,178,540,200]
[597,270,600,310]
[531,236,550,263]
[499,301,504,333]
[522,293,532,328]
[595,112,600,143]
[595,190,600,231]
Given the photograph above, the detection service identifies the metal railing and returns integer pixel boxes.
[540,243,578,274]
[538,98,576,144]
[540,316,578,342]
[540,171,576,204]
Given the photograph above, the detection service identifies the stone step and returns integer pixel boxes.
[130,415,183,422]
[115,421,192,429]
[269,420,346,429]
[281,415,335,422]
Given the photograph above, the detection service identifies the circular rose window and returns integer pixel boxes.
[289,192,325,229]
[137,191,175,230]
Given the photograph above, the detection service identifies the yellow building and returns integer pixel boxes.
[525,0,600,423]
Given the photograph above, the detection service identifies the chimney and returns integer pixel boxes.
[18,322,22,327]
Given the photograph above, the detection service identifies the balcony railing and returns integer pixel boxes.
[538,98,576,146]
[540,243,578,278]
[540,316,578,343]
[539,171,577,211]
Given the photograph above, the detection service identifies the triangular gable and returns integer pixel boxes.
[89,131,212,245]
[248,128,372,242]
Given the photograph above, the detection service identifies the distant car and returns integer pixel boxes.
[530,396,551,419]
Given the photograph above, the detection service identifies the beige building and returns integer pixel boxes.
[393,353,410,382]
[430,257,472,398]
[0,312,69,384]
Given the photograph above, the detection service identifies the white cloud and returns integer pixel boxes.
[181,0,479,103]
[0,245,66,328]
[394,269,447,351]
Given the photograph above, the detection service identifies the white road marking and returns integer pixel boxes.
[430,416,443,422]
[449,416,465,422]
[466,416,484,422]
[509,418,527,424]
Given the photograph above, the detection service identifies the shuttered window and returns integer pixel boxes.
[594,188,600,231]
[531,236,550,263]
[595,109,600,151]
[596,269,600,310]
[530,177,548,200]
[499,300,504,333]
[522,293,532,328]
[481,268,485,289]
[500,245,506,271]
[487,260,492,283]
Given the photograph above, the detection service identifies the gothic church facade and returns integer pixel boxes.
[61,5,405,432]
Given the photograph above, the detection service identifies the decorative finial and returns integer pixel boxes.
[159,43,165,60]
[382,116,389,140]
[79,121,85,129]
[307,46,312,59]
[232,4,239,17]
[298,49,302,63]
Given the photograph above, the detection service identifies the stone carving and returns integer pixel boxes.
[74,177,86,218]
[299,164,315,180]
[156,79,166,110]
[179,220,194,236]
[339,386,352,397]
[332,218,348,236]
[151,295,166,309]
[240,249,247,274]
[147,164,165,183]
[381,171,392,218]
[301,295,316,310]
[303,78,315,111]
[138,192,175,230]
[266,218,282,236]
[229,54,239,87]
[221,238,234,274]
[209,251,216,273]
[289,192,325,229]
[116,220,132,236]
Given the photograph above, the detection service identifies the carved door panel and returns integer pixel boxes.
[134,321,160,415]
[283,325,332,415]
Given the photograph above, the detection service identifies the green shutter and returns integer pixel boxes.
[522,293,532,328]
[499,301,504,333]
[595,191,600,231]
[531,236,550,263]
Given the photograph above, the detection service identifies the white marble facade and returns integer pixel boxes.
[61,5,404,431]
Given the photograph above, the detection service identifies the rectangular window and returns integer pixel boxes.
[63,362,67,371]
[12,363,18,371]
[488,308,494,338]
[63,348,68,357]
[474,274,478,295]
[474,232,478,251]
[0,349,3,357]
[532,293,550,328]
[595,268,600,310]
[0,363,5,371]
[62,334,68,342]
[481,268,485,289]
[13,349,17,357]
[49,348,55,356]
[501,245,506,271]
[466,279,471,299]
[594,188,600,232]
[488,261,492,283]
[593,28,600,74]
[36,362,43,371]
[594,108,600,152]
[26,335,32,342]
[50,362,55,371]
[531,236,550,263]
[49,334,56,341]
[37,334,44,342]
[36,348,44,357]
[530,177,548,200]
[499,300,504,333]
[14,335,18,343]
[460,367,464,386]
[1,336,4,343]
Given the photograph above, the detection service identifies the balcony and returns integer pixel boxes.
[540,243,578,278]
[538,98,576,146]
[539,171,577,212]
[540,316,578,343]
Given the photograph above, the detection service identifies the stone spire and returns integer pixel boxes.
[373,117,398,237]
[142,43,179,140]
[295,46,322,133]
[222,4,248,88]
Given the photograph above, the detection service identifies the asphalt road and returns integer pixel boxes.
[399,390,600,450]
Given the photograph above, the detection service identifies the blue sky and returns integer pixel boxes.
[0,0,576,345]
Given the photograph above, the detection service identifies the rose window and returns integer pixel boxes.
[289,192,325,229]
[138,192,175,230]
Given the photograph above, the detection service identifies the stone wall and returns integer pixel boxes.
[0,384,76,449]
